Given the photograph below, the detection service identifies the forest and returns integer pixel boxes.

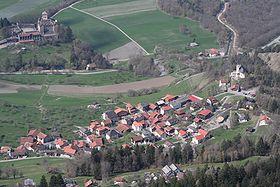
[225,0,280,48]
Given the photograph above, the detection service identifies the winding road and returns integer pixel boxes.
[217,2,239,55]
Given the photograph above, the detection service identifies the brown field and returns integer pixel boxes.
[0,81,41,94]
[48,76,176,96]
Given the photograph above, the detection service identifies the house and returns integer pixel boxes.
[73,140,86,149]
[237,113,248,123]
[114,108,128,117]
[0,146,11,154]
[115,123,131,134]
[156,100,165,106]
[114,176,126,186]
[136,103,150,112]
[192,129,208,144]
[164,141,175,149]
[175,109,186,117]
[259,114,271,126]
[219,79,230,91]
[209,48,219,57]
[27,129,40,138]
[132,121,145,132]
[164,126,175,136]
[197,109,212,120]
[24,178,36,187]
[96,126,110,136]
[89,138,103,150]
[102,110,119,123]
[154,128,166,139]
[170,96,188,109]
[162,165,174,178]
[231,84,241,92]
[149,103,158,110]
[86,63,96,70]
[54,138,68,149]
[162,164,182,178]
[63,144,77,156]
[189,42,199,47]
[166,118,178,126]
[160,105,173,115]
[106,129,121,140]
[84,179,98,187]
[126,103,137,114]
[162,94,178,103]
[187,95,202,103]
[88,120,100,132]
[19,136,34,145]
[12,145,27,158]
[230,64,246,80]
[120,117,133,126]
[178,129,187,138]
[216,112,229,124]
[193,117,202,124]
[37,132,48,144]
[101,119,112,127]
[207,96,219,106]
[131,135,144,145]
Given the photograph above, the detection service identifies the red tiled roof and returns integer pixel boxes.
[210,48,219,55]
[259,114,270,121]
[161,105,172,111]
[102,119,112,126]
[155,128,164,135]
[91,138,103,148]
[131,135,143,142]
[164,126,174,132]
[37,132,47,139]
[162,94,177,102]
[55,138,66,146]
[63,145,76,155]
[178,130,187,137]
[28,129,40,137]
[132,121,145,127]
[188,95,202,103]
[208,96,218,103]
[115,123,130,133]
[193,117,202,123]
[198,109,212,116]
[19,33,30,37]
[149,103,158,110]
[114,107,128,114]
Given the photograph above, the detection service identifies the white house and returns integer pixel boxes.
[230,64,246,80]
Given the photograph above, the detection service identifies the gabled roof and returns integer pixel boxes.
[161,105,172,111]
[187,95,202,103]
[54,138,67,146]
[178,130,187,137]
[149,103,158,110]
[132,121,145,127]
[260,114,270,121]
[115,123,131,133]
[162,94,178,102]
[106,129,120,137]
[198,109,212,116]
[19,137,33,145]
[91,138,103,148]
[37,132,47,139]
[131,135,144,142]
[27,129,40,137]
[63,145,76,155]
[114,107,128,114]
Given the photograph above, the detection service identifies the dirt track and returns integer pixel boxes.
[48,76,175,96]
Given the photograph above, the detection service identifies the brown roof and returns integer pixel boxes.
[19,137,33,145]
[115,123,131,134]
[63,144,77,155]
[90,138,103,148]
[27,129,40,137]
[131,135,144,142]
[37,132,47,139]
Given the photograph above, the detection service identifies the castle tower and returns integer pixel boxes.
[42,11,48,20]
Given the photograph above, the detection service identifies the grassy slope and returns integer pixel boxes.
[124,73,206,104]
[0,88,119,147]
[74,0,139,9]
[0,0,19,10]
[0,71,146,86]
[11,0,61,22]
[55,8,130,53]
[0,158,68,186]
[107,10,218,53]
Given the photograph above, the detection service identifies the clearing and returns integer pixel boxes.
[0,82,41,94]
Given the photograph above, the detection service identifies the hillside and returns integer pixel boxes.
[225,0,280,48]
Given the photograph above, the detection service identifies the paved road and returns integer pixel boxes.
[0,156,71,163]
[217,2,239,55]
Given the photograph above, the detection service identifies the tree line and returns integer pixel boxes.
[151,156,280,187]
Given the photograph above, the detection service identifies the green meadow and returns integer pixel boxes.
[55,8,130,53]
